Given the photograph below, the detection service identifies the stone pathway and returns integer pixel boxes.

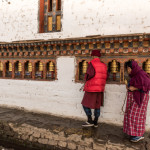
[0,107,149,150]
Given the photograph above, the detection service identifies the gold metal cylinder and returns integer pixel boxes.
[49,62,54,72]
[124,79,128,85]
[145,59,150,73]
[0,62,3,71]
[82,61,88,74]
[110,60,119,73]
[39,62,43,71]
[28,62,32,72]
[18,62,22,72]
[9,62,12,72]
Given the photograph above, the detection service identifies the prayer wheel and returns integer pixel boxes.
[39,62,43,71]
[0,62,3,71]
[28,62,32,72]
[82,61,88,74]
[49,62,54,79]
[9,62,12,72]
[124,79,128,85]
[110,60,119,81]
[18,62,22,72]
[145,59,150,74]
[49,62,54,72]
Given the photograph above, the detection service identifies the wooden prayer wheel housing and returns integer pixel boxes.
[145,59,150,74]
[82,61,88,74]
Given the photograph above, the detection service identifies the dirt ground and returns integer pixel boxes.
[0,106,149,150]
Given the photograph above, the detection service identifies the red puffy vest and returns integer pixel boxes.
[84,58,107,92]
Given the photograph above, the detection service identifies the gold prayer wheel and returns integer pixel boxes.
[145,59,150,74]
[39,62,43,71]
[49,62,54,72]
[0,62,3,71]
[110,60,119,73]
[110,60,119,81]
[28,62,32,72]
[124,79,128,85]
[82,61,88,74]
[18,62,22,72]
[9,62,12,72]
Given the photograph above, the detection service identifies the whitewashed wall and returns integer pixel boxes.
[0,0,150,42]
[0,57,150,128]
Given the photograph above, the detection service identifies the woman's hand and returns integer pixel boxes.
[128,86,138,91]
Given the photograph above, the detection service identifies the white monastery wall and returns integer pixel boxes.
[0,0,150,128]
[0,0,150,42]
[0,57,150,128]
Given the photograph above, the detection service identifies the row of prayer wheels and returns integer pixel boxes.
[110,59,150,74]
[38,62,55,72]
[81,59,150,75]
[3,62,55,72]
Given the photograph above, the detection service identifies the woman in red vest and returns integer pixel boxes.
[81,50,107,127]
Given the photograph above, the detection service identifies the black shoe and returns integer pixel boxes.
[93,117,98,128]
[82,121,94,127]
[94,123,98,128]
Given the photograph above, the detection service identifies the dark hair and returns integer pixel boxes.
[126,60,132,69]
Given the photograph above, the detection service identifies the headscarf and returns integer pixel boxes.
[129,61,150,107]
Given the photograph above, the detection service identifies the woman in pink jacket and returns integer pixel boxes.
[81,50,107,127]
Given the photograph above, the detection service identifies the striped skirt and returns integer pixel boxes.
[123,92,149,136]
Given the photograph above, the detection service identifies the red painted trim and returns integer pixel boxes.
[39,0,45,33]
[56,0,61,11]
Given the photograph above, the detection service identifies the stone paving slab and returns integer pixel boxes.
[0,107,149,150]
